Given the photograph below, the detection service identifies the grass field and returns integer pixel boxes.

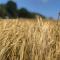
[0,18,60,60]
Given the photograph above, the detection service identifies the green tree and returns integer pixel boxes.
[6,0,17,18]
[17,8,35,18]
[0,4,7,18]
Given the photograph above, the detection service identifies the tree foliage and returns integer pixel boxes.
[0,0,45,19]
[6,0,17,18]
[17,8,35,18]
[0,4,7,18]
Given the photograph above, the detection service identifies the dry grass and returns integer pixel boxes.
[0,18,60,60]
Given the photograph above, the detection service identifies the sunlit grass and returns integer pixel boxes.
[0,18,60,60]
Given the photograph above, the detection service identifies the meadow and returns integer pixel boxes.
[0,17,60,60]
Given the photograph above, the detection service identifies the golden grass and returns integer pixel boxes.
[0,18,60,60]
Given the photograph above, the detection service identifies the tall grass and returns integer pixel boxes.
[0,18,60,60]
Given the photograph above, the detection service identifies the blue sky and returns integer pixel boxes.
[0,0,60,19]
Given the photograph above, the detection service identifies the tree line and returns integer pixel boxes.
[0,0,46,19]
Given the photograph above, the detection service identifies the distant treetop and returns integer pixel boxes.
[0,0,46,19]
